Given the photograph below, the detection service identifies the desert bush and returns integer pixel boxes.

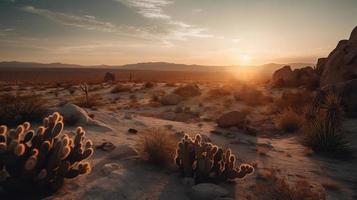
[254,169,326,200]
[303,92,350,157]
[110,84,131,93]
[175,134,254,183]
[275,108,302,133]
[207,86,232,97]
[143,82,155,88]
[234,85,271,106]
[274,90,314,112]
[74,95,102,108]
[0,93,48,126]
[137,129,177,166]
[0,112,93,196]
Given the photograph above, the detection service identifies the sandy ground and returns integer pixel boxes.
[1,82,357,200]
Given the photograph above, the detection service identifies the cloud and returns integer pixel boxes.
[119,0,213,42]
[22,6,116,32]
[119,0,172,19]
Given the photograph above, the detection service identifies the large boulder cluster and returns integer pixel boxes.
[318,26,357,117]
[272,65,319,89]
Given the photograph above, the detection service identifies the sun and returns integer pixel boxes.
[240,54,252,65]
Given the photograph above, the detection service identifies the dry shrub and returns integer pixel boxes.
[0,93,48,126]
[275,90,314,112]
[137,128,178,166]
[275,108,302,133]
[254,169,326,200]
[302,92,350,157]
[207,86,232,97]
[110,84,131,93]
[74,95,102,108]
[234,85,271,106]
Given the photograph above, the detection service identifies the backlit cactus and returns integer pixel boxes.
[175,134,254,184]
[0,112,93,194]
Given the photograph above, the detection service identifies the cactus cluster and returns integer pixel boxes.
[175,134,254,183]
[0,112,93,194]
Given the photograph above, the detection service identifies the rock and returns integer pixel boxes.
[181,177,195,187]
[322,78,357,117]
[272,65,294,83]
[96,142,116,152]
[128,128,138,134]
[320,26,357,86]
[174,84,201,98]
[272,66,319,89]
[316,57,327,75]
[54,103,112,131]
[189,183,229,200]
[160,94,182,105]
[216,111,248,128]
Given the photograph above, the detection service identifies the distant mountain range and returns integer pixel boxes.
[0,61,314,74]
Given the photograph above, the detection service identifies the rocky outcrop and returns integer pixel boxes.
[216,111,248,128]
[272,65,319,89]
[173,84,201,97]
[319,26,357,86]
[160,93,182,105]
[322,78,357,117]
[189,183,229,200]
[54,103,112,130]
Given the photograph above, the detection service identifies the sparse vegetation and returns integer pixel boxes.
[110,84,131,93]
[0,112,93,196]
[302,92,351,157]
[0,93,48,126]
[137,128,177,166]
[234,84,271,106]
[274,90,314,112]
[254,168,326,200]
[275,108,302,133]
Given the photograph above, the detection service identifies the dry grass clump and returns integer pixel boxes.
[234,85,271,106]
[207,86,232,97]
[74,95,102,108]
[302,92,350,157]
[275,90,314,112]
[110,84,131,93]
[0,93,48,126]
[254,169,326,200]
[137,128,178,166]
[275,108,302,133]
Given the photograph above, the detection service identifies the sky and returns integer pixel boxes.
[0,0,356,66]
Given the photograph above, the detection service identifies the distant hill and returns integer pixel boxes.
[0,61,314,74]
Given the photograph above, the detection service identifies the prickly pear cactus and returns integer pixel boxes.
[175,134,254,184]
[0,112,93,195]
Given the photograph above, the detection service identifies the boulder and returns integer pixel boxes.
[160,93,182,105]
[216,111,248,128]
[319,26,357,86]
[55,103,112,130]
[322,78,357,117]
[189,183,229,200]
[272,65,294,83]
[173,84,201,97]
[272,65,319,89]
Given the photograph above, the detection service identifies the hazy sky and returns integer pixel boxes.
[0,0,356,66]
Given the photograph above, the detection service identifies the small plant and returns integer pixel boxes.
[175,134,254,183]
[110,84,131,94]
[0,112,93,196]
[255,168,326,200]
[137,129,177,166]
[0,93,48,126]
[79,83,89,107]
[275,108,302,133]
[303,92,350,157]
